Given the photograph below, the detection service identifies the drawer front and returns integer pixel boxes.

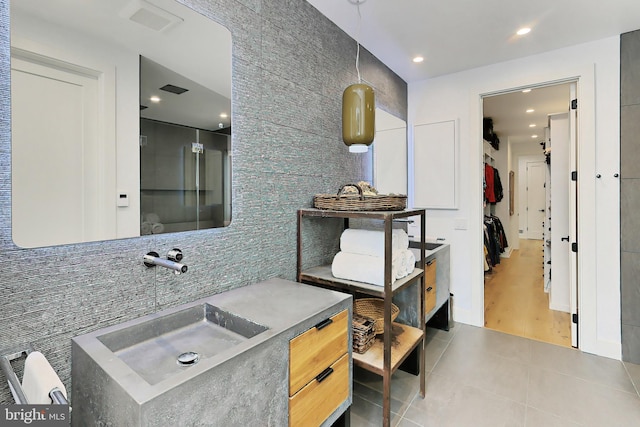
[289,353,349,427]
[289,309,348,395]
[424,286,436,314]
[425,283,437,314]
[425,258,437,286]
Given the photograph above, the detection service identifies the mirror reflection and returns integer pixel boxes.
[10,0,232,248]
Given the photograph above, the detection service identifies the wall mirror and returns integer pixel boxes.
[10,0,232,248]
[372,108,407,196]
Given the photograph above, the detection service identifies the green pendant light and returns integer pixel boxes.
[342,0,375,153]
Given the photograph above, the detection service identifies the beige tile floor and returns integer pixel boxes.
[350,324,640,426]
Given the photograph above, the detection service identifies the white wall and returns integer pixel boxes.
[408,36,621,359]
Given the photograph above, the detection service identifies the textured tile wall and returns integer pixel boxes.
[621,30,640,364]
[0,0,407,403]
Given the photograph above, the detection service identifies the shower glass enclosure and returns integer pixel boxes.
[140,119,231,234]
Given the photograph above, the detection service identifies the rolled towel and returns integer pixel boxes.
[151,222,165,234]
[331,251,398,286]
[340,228,409,258]
[404,249,416,275]
[140,221,152,235]
[393,229,409,253]
[22,351,67,404]
[393,250,408,279]
[145,213,160,223]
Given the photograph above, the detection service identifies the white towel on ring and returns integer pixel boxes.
[22,351,67,404]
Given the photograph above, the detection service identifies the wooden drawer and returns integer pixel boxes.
[425,282,436,314]
[425,258,437,287]
[289,353,349,427]
[425,259,437,314]
[289,309,348,396]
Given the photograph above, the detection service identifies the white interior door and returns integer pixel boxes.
[569,83,579,348]
[11,54,101,247]
[549,112,571,313]
[526,161,546,239]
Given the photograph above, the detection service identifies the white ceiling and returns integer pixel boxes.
[307,0,640,146]
[483,83,571,145]
[306,0,640,83]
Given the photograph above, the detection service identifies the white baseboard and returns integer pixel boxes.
[500,247,513,258]
[549,301,570,313]
[452,306,483,327]
[581,339,622,360]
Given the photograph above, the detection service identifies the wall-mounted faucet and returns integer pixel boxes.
[143,249,188,274]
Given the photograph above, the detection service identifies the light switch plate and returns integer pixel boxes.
[454,218,467,230]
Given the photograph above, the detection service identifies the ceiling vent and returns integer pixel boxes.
[160,84,189,95]
[120,0,183,32]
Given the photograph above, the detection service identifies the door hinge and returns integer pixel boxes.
[571,171,577,181]
[571,99,578,110]
[572,242,578,252]
[572,313,578,324]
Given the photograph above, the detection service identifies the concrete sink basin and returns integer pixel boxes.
[96,303,268,385]
[72,296,272,426]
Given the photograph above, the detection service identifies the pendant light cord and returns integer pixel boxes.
[355,0,362,83]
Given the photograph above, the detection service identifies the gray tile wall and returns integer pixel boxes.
[621,30,640,364]
[0,0,407,403]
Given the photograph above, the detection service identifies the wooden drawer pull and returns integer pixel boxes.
[427,286,433,292]
[315,367,334,383]
[427,259,435,266]
[314,318,333,330]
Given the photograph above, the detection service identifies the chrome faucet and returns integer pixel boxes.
[143,250,188,274]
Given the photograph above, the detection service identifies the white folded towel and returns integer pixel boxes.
[22,351,67,404]
[340,228,409,258]
[331,251,399,286]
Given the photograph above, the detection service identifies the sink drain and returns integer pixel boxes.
[177,351,199,366]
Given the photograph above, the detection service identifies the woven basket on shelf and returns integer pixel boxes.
[352,313,376,354]
[353,298,400,335]
[314,183,406,211]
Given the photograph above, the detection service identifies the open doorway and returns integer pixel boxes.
[481,82,577,348]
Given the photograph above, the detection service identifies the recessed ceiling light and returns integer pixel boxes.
[220,113,228,118]
[526,109,535,113]
[531,134,538,138]
[529,124,536,128]
[150,96,161,103]
[522,89,531,93]
[413,56,424,63]
[517,27,531,36]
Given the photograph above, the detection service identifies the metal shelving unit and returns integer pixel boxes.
[297,208,426,427]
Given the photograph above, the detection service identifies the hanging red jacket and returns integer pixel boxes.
[485,163,496,203]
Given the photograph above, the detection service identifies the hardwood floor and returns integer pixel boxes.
[484,238,571,347]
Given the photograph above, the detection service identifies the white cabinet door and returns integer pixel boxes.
[413,120,457,209]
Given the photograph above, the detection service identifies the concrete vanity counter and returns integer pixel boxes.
[208,277,351,334]
[72,278,352,427]
[398,242,451,327]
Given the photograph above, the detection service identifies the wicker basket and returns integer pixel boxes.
[353,298,400,335]
[352,314,376,354]
[314,183,406,211]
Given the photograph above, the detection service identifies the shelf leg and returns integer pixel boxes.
[419,212,426,398]
[383,217,393,427]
